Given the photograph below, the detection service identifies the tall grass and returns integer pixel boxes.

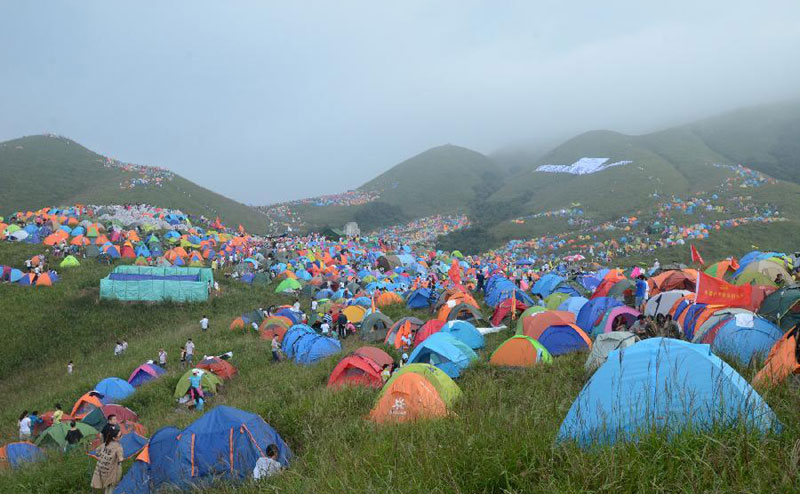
[1,253,799,493]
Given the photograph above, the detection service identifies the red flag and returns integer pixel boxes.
[695,271,752,307]
[690,245,705,265]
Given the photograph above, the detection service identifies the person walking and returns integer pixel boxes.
[185,339,195,367]
[18,411,31,441]
[200,315,209,331]
[271,336,281,362]
[180,346,187,369]
[65,421,84,453]
[91,428,124,494]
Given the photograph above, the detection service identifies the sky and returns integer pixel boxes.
[2,1,800,204]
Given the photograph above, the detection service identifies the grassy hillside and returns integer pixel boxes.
[291,145,502,232]
[1,243,799,494]
[0,135,267,232]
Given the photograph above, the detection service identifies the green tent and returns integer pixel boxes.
[451,250,464,258]
[490,335,553,366]
[36,422,98,449]
[515,306,546,333]
[380,363,461,406]
[733,271,776,287]
[274,278,302,293]
[173,369,223,399]
[759,285,800,331]
[81,407,108,431]
[60,255,81,268]
[5,224,21,234]
[544,292,571,311]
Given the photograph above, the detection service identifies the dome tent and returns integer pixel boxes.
[559,338,781,447]
[584,331,640,373]
[407,332,478,378]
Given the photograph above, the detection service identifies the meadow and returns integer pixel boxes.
[1,242,799,494]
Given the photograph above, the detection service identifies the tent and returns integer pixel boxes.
[128,363,166,387]
[536,324,592,356]
[197,357,238,379]
[327,352,386,388]
[558,338,780,446]
[706,314,783,366]
[89,431,148,460]
[384,317,424,349]
[490,335,553,367]
[71,392,104,418]
[406,288,433,309]
[517,311,576,339]
[95,377,136,402]
[440,320,484,349]
[753,326,800,388]
[594,306,641,336]
[100,266,213,303]
[414,319,445,346]
[584,331,640,373]
[0,442,44,469]
[759,285,800,331]
[36,422,98,449]
[341,305,366,323]
[407,333,478,378]
[173,369,223,399]
[59,255,80,268]
[557,296,589,316]
[544,292,571,311]
[291,333,342,365]
[644,290,691,317]
[275,278,302,293]
[114,406,291,494]
[369,364,461,423]
[576,297,624,333]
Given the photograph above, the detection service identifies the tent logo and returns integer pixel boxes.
[391,398,407,416]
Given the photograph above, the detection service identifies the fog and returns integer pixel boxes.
[2,1,799,203]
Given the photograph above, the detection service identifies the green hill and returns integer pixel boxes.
[287,145,502,232]
[0,135,267,232]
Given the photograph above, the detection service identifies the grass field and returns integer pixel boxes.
[1,242,799,494]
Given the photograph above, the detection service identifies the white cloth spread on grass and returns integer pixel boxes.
[536,158,632,175]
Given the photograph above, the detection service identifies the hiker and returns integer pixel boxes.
[67,360,74,375]
[185,339,195,366]
[180,346,187,369]
[200,315,209,331]
[18,411,31,441]
[91,428,124,494]
[253,444,283,480]
[114,341,123,357]
[53,404,64,424]
[101,414,120,439]
[158,348,167,368]
[65,421,84,452]
[271,336,282,362]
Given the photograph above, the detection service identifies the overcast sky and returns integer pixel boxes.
[2,1,799,204]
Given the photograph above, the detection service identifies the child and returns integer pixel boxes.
[114,342,123,356]
[67,361,74,375]
[200,315,209,331]
[158,348,167,368]
[253,444,282,479]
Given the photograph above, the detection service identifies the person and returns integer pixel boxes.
[180,346,187,369]
[380,364,391,383]
[185,339,195,366]
[18,411,31,441]
[53,404,64,424]
[634,275,649,309]
[200,315,209,331]
[114,341,123,356]
[158,348,167,368]
[320,320,330,336]
[337,312,348,339]
[775,273,786,287]
[663,314,682,339]
[65,421,84,452]
[476,269,486,293]
[67,360,74,375]
[102,414,120,439]
[629,315,647,336]
[28,410,43,435]
[271,336,281,362]
[253,444,283,480]
[292,298,301,313]
[400,353,409,367]
[310,299,318,313]
[189,370,204,411]
[323,310,333,328]
[91,428,124,494]
[400,330,412,350]
[120,339,128,353]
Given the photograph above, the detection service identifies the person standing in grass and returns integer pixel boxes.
[101,415,120,439]
[18,411,31,441]
[67,360,74,375]
[200,315,209,331]
[28,411,42,436]
[271,336,281,362]
[53,404,64,424]
[114,341,123,357]
[65,421,84,452]
[185,339,195,366]
[253,444,283,480]
[158,348,167,368]
[91,428,123,494]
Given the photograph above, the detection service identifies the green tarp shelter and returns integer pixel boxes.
[100,265,213,303]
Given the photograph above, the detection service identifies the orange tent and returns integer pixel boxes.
[368,372,448,423]
[519,311,576,339]
[490,335,552,367]
[229,317,246,330]
[753,327,800,388]
[71,392,103,419]
[377,291,403,307]
[197,357,237,380]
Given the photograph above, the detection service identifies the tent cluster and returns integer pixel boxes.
[0,264,59,287]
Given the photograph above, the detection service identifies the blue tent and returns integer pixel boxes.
[128,363,166,387]
[537,325,591,356]
[275,308,299,324]
[558,296,589,315]
[293,334,341,365]
[532,273,564,297]
[282,325,317,359]
[115,407,291,494]
[406,288,432,309]
[710,315,783,366]
[0,442,44,469]
[558,338,781,446]
[441,320,484,349]
[408,332,478,378]
[96,377,136,402]
[316,289,334,300]
[576,297,623,333]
